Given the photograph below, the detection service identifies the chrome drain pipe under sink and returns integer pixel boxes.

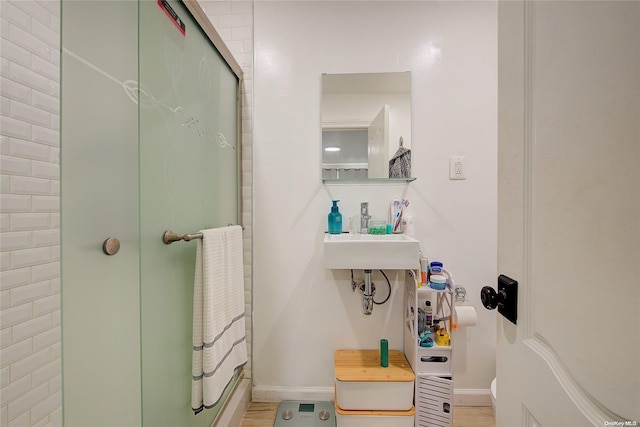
[358,269,376,315]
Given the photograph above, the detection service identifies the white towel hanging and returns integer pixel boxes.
[191,225,247,414]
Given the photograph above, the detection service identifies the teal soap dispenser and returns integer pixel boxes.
[328,200,342,234]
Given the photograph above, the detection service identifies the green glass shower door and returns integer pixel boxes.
[61,1,142,426]
[138,1,239,426]
[61,1,240,426]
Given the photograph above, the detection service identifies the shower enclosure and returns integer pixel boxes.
[60,1,242,425]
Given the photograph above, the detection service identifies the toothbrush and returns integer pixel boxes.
[392,199,400,229]
[392,199,410,232]
[392,203,400,230]
[393,207,403,231]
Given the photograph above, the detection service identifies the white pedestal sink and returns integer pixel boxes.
[323,233,420,270]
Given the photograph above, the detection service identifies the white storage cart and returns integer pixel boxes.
[404,270,455,427]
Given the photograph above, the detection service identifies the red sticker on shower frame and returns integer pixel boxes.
[158,0,186,36]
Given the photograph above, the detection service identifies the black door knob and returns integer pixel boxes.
[480,275,518,325]
[480,286,498,309]
[481,286,508,310]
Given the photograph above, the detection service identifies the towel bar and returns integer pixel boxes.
[163,225,243,245]
[163,231,203,244]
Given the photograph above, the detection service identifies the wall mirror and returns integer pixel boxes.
[321,72,413,181]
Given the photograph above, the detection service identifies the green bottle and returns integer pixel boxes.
[380,339,389,368]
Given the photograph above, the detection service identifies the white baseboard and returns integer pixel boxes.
[252,386,491,407]
[252,386,335,403]
[213,378,252,427]
[453,388,492,407]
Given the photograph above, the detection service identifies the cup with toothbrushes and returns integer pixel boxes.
[391,198,409,233]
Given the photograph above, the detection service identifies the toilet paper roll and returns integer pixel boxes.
[455,306,478,327]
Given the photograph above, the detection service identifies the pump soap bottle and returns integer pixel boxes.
[328,200,343,234]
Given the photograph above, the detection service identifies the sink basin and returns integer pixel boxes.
[323,233,420,270]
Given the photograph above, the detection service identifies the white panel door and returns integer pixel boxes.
[497,1,639,426]
[367,104,389,178]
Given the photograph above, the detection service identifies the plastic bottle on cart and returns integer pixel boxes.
[417,308,426,336]
[419,256,428,284]
[425,301,433,328]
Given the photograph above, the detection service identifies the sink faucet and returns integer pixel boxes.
[360,202,370,234]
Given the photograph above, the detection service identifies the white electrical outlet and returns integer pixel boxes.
[449,156,466,180]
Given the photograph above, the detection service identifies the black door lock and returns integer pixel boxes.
[481,274,518,325]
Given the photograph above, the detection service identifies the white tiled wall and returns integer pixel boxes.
[201,0,254,380]
[1,1,62,426]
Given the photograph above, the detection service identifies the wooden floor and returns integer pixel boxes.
[240,402,495,427]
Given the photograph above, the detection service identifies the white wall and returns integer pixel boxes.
[0,1,62,425]
[253,1,497,403]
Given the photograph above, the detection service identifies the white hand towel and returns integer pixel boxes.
[191,225,247,414]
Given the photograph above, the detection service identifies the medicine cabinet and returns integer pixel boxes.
[321,72,414,182]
